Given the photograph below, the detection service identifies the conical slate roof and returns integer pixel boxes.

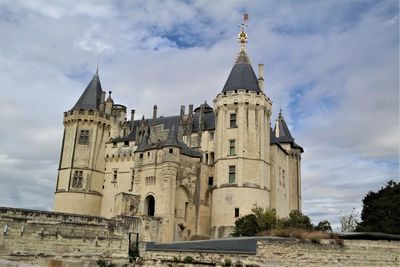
[222,50,261,93]
[273,111,294,143]
[72,71,103,110]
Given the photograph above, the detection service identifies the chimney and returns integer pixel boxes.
[180,105,185,117]
[189,104,193,116]
[258,64,264,92]
[152,105,157,125]
[99,91,106,112]
[130,110,135,130]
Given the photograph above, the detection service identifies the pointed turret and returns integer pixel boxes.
[72,70,103,110]
[273,110,295,143]
[222,50,261,93]
[163,125,180,148]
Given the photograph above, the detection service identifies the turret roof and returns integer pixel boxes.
[222,50,261,93]
[72,71,103,110]
[273,111,304,152]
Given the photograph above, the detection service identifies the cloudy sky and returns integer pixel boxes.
[0,0,398,229]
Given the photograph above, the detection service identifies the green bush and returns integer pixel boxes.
[224,258,232,266]
[231,214,260,237]
[183,255,194,263]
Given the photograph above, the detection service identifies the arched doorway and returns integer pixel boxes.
[144,195,155,216]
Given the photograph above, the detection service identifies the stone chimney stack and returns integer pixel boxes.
[258,63,264,92]
[130,109,135,130]
[99,91,106,112]
[180,105,185,117]
[152,105,157,125]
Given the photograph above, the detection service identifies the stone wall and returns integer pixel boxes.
[142,238,400,266]
[0,207,133,267]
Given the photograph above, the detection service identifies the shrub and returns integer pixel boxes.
[183,255,194,263]
[231,214,260,237]
[277,210,313,230]
[96,259,117,267]
[224,258,232,266]
[251,206,277,231]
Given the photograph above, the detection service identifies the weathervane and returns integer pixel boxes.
[238,13,248,51]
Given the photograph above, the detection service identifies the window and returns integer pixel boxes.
[229,166,236,183]
[112,170,118,183]
[169,148,173,154]
[129,170,135,191]
[139,153,143,158]
[229,139,236,155]
[208,177,214,186]
[124,141,129,146]
[147,152,150,157]
[230,113,237,128]
[72,171,83,188]
[78,130,89,145]
[112,142,117,148]
[184,202,189,221]
[209,131,214,141]
[235,208,240,217]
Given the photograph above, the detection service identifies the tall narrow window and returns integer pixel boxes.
[229,166,236,183]
[184,202,189,221]
[112,170,118,183]
[129,170,135,191]
[229,139,236,155]
[78,130,89,145]
[234,208,240,217]
[72,171,83,188]
[208,177,214,186]
[230,113,237,128]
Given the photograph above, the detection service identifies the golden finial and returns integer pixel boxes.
[238,13,249,51]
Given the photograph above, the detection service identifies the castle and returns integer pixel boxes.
[53,25,303,242]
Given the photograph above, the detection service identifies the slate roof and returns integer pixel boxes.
[222,50,262,93]
[133,125,201,158]
[273,111,304,152]
[72,71,103,110]
[194,101,213,113]
[273,111,295,143]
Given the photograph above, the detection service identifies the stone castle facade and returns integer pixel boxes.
[53,27,303,242]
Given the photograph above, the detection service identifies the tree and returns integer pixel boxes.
[231,214,260,237]
[356,180,400,234]
[314,220,332,232]
[339,208,359,232]
[277,210,314,230]
[251,206,277,231]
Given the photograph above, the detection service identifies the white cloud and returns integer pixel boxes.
[0,0,398,228]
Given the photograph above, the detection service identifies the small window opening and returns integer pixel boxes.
[208,177,214,186]
[230,113,237,128]
[229,166,236,183]
[169,148,173,154]
[235,208,240,217]
[112,170,118,183]
[112,142,117,147]
[229,139,236,155]
[139,153,143,158]
[124,141,129,146]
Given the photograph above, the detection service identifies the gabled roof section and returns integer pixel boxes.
[222,50,261,93]
[72,71,103,110]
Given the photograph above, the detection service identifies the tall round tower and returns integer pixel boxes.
[54,70,111,216]
[211,25,273,238]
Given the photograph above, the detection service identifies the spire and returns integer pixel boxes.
[72,70,103,110]
[221,14,261,93]
[238,13,248,51]
[273,110,294,143]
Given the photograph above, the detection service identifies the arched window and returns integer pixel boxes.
[144,195,155,216]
